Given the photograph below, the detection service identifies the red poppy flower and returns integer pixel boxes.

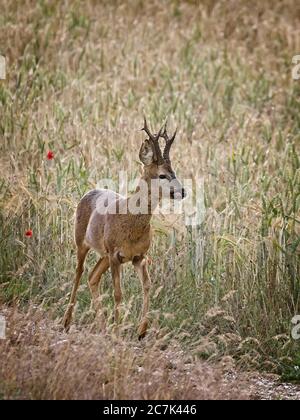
[25,230,33,237]
[47,151,54,160]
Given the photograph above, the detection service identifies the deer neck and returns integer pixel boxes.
[127,174,160,227]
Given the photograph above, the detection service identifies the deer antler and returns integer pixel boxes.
[160,121,177,162]
[142,117,164,164]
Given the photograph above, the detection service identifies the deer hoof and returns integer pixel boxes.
[63,306,74,332]
[138,319,148,340]
[63,318,71,333]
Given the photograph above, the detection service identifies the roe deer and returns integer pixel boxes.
[63,118,186,338]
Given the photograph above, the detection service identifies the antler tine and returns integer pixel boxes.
[142,116,153,139]
[161,122,177,162]
[161,120,168,138]
[141,117,164,164]
[153,125,164,164]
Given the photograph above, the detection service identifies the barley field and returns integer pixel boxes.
[0,0,300,399]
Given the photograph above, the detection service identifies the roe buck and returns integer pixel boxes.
[63,118,186,338]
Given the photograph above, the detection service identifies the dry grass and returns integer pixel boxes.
[1,0,300,398]
[0,306,249,400]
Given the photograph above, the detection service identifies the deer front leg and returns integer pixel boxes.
[133,256,151,339]
[110,253,122,324]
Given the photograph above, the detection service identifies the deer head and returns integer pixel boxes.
[139,117,186,200]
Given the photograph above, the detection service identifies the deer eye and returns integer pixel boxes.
[159,175,167,179]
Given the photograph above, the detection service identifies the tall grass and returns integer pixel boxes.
[0,0,300,385]
[0,307,249,400]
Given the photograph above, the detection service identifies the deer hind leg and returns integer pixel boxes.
[63,245,89,331]
[88,256,109,313]
[110,253,122,324]
[133,256,151,340]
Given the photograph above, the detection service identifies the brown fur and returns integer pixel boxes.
[63,124,185,338]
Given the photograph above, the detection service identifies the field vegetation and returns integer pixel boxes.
[0,0,300,399]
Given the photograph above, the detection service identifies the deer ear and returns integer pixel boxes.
[139,139,154,165]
